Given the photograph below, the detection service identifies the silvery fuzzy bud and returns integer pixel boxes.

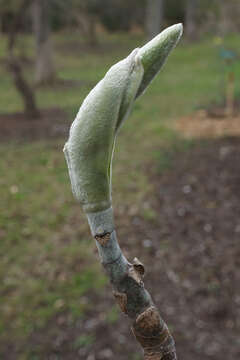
[64,24,183,213]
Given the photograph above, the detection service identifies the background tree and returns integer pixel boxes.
[0,0,40,118]
[218,0,240,35]
[99,0,143,32]
[145,0,164,39]
[70,0,102,47]
[185,0,198,40]
[32,0,56,85]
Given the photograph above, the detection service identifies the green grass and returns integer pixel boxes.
[1,30,240,350]
[0,140,108,342]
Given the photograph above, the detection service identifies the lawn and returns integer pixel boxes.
[0,30,240,358]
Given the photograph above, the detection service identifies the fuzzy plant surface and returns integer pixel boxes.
[64,24,183,214]
[64,24,183,360]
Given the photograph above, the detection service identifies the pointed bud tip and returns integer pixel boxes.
[168,23,183,39]
[136,23,183,97]
[139,23,183,64]
[171,23,183,34]
[150,23,183,45]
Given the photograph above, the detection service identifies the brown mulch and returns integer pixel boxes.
[0,108,70,142]
[175,110,240,138]
[2,136,239,360]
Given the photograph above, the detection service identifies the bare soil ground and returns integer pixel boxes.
[0,108,69,142]
[2,136,239,360]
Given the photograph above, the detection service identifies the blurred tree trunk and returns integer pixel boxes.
[32,0,56,86]
[219,0,240,35]
[88,14,98,47]
[75,12,98,47]
[7,58,40,118]
[6,0,40,119]
[185,0,198,40]
[145,0,164,39]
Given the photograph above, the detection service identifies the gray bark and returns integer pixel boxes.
[185,0,198,40]
[32,0,56,85]
[145,0,164,40]
[86,208,177,360]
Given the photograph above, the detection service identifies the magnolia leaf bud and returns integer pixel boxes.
[64,24,183,213]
